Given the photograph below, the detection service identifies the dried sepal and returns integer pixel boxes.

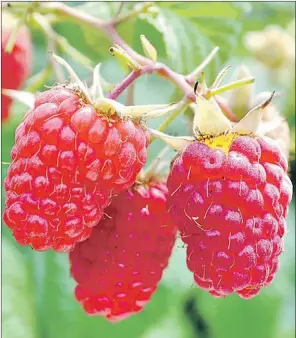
[93,98,125,117]
[2,89,35,109]
[90,63,104,101]
[192,96,232,136]
[231,91,275,134]
[50,52,91,102]
[148,129,194,152]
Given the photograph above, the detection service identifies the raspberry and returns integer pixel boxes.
[69,180,176,321]
[2,12,32,122]
[3,87,149,251]
[167,135,293,298]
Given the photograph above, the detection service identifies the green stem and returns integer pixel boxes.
[205,77,255,99]
[157,106,186,133]
[149,101,188,143]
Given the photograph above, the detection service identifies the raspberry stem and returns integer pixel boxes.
[9,2,206,102]
[156,100,188,133]
[108,65,153,100]
[215,97,238,122]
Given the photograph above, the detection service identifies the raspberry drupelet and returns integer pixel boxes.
[167,134,292,299]
[69,180,176,321]
[3,86,149,252]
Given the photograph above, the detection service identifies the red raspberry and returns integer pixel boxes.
[3,87,149,251]
[69,181,176,321]
[167,135,293,298]
[2,12,32,122]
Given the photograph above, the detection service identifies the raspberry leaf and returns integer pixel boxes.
[138,5,243,81]
[2,239,37,338]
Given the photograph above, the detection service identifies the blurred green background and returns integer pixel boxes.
[2,2,295,338]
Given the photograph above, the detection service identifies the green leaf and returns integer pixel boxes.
[2,239,37,338]
[138,7,242,83]
[140,10,214,74]
[158,2,244,19]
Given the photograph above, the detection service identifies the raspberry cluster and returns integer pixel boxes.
[2,31,293,322]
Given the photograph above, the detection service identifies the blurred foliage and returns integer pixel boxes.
[2,2,295,338]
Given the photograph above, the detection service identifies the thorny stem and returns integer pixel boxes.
[7,1,248,132]
[9,1,197,102]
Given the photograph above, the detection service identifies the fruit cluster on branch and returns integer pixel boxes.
[2,1,293,322]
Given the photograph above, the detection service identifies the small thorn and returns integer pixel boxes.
[194,81,199,94]
[252,91,282,106]
[262,91,275,109]
[2,89,35,109]
[231,91,276,135]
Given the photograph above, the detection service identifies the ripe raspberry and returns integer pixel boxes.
[167,135,293,298]
[2,12,32,122]
[69,181,176,321]
[3,87,149,251]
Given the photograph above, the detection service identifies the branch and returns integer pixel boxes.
[8,1,248,132]
[10,1,197,101]
[108,65,153,100]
